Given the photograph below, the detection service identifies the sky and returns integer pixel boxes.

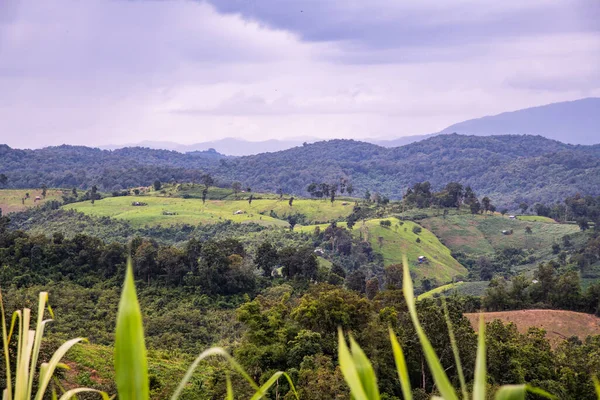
[0,0,599,149]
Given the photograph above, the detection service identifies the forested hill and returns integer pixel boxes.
[216,134,600,207]
[1,134,599,208]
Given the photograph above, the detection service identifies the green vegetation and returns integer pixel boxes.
[517,215,557,223]
[2,180,600,399]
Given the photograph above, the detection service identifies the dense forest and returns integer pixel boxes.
[2,134,600,208]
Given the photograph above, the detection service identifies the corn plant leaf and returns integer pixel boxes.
[171,347,260,400]
[473,314,486,400]
[593,376,600,398]
[58,388,111,400]
[495,385,556,400]
[389,328,412,400]
[28,292,53,399]
[250,371,298,400]
[337,329,368,400]
[34,337,86,400]
[114,259,149,400]
[442,299,468,400]
[402,255,458,400]
[349,336,380,400]
[1,289,14,400]
[225,373,234,400]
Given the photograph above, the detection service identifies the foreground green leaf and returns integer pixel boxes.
[389,328,412,400]
[402,255,458,400]
[114,258,149,400]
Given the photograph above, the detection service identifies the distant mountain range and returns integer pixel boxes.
[435,97,599,145]
[100,98,600,155]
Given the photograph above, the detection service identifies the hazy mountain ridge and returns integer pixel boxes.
[2,134,599,209]
[95,98,599,156]
[437,97,600,145]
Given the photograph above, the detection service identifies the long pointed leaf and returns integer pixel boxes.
[389,328,412,400]
[402,255,458,400]
[442,299,468,400]
[34,337,86,400]
[1,289,13,400]
[349,336,380,400]
[473,315,486,400]
[170,347,259,400]
[495,385,556,400]
[114,258,149,400]
[250,371,298,400]
[337,329,369,400]
[58,388,111,400]
[225,373,234,400]
[593,376,600,399]
[29,292,52,398]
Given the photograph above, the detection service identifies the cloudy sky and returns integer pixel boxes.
[0,0,599,149]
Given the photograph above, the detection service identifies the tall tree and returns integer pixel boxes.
[481,196,491,213]
[346,183,354,196]
[254,242,279,277]
[0,173,7,187]
[231,181,242,198]
[91,185,98,205]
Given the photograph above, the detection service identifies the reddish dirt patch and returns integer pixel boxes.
[465,309,600,346]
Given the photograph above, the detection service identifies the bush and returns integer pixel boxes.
[412,225,422,235]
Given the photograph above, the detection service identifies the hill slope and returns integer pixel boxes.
[438,98,600,145]
[354,218,467,283]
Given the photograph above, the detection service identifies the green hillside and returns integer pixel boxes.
[353,218,467,283]
[64,196,354,227]
[421,214,579,257]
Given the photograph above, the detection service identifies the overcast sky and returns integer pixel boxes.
[1,0,599,149]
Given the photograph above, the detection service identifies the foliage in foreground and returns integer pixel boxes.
[4,257,600,399]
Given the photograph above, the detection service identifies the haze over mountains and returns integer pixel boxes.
[100,98,600,155]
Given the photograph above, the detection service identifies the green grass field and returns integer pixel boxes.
[64,196,354,227]
[0,189,64,214]
[516,215,557,223]
[354,218,467,283]
[421,214,579,257]
[297,217,466,283]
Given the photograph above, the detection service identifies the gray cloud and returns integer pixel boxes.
[0,0,598,148]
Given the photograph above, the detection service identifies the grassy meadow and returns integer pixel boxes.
[421,213,579,257]
[64,195,354,228]
[0,188,63,213]
[354,218,466,282]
